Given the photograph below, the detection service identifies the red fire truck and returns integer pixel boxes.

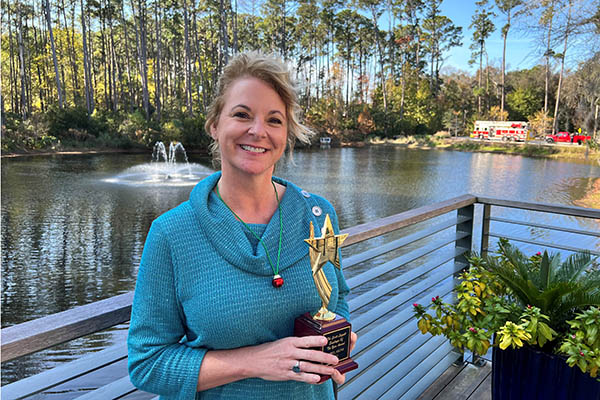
[471,121,530,142]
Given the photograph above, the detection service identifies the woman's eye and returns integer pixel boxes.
[269,118,283,125]
[233,111,249,118]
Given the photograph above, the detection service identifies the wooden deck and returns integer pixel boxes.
[417,361,492,400]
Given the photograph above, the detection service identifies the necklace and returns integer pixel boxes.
[216,180,284,288]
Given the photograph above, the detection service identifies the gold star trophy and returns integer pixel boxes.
[294,214,358,382]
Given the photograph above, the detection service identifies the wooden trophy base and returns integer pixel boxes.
[294,312,358,383]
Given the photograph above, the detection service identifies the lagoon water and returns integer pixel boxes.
[2,146,599,387]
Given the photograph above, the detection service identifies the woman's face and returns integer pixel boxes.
[211,77,288,180]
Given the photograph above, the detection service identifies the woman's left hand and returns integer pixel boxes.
[331,331,357,385]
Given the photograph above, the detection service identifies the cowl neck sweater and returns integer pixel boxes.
[192,171,325,277]
[128,171,351,400]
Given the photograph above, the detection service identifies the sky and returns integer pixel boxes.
[439,0,540,74]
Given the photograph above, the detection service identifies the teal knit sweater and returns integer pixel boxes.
[127,172,351,399]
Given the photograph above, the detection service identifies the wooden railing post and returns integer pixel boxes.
[480,203,491,256]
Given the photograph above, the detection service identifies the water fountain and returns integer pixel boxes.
[104,141,213,186]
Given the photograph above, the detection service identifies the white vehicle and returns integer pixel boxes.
[471,121,530,142]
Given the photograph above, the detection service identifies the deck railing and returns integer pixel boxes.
[2,195,598,399]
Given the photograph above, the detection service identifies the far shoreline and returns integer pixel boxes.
[342,137,600,163]
[2,137,599,164]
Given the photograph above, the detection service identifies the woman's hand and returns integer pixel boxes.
[331,331,358,385]
[197,332,357,391]
[248,335,340,384]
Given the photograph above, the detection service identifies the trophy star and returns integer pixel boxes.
[304,214,348,272]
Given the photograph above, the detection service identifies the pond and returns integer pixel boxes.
[2,145,599,386]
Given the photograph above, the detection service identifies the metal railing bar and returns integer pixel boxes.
[377,343,455,400]
[489,216,600,237]
[341,195,477,246]
[352,259,465,331]
[352,286,455,358]
[344,216,470,269]
[476,197,600,219]
[345,286,452,388]
[73,375,136,400]
[355,339,452,399]
[345,323,427,387]
[342,332,434,398]
[488,232,600,256]
[393,349,459,400]
[347,232,469,290]
[1,292,134,363]
[350,252,461,314]
[1,343,128,399]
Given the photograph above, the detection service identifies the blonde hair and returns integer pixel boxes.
[204,52,314,167]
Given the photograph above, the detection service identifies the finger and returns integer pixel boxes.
[350,331,358,353]
[295,348,339,366]
[294,335,328,348]
[289,370,323,385]
[331,369,346,385]
[293,360,337,377]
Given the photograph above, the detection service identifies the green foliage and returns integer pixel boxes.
[486,238,600,331]
[46,106,104,139]
[413,239,600,378]
[506,87,542,120]
[559,307,600,378]
[528,109,553,137]
[1,112,60,151]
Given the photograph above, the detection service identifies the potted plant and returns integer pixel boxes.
[413,238,600,399]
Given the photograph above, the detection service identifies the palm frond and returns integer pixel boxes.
[553,290,600,318]
[554,251,593,284]
[540,251,550,291]
[496,240,533,283]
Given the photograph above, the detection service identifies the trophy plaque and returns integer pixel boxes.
[294,214,358,383]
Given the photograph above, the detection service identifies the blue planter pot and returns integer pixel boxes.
[492,345,600,400]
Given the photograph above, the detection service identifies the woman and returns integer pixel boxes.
[128,52,356,399]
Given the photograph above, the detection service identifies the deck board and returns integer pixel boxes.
[417,361,492,400]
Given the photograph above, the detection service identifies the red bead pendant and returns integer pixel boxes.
[272,274,284,288]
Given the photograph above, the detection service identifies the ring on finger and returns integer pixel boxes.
[292,360,301,373]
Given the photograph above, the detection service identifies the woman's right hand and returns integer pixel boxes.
[197,335,338,391]
[244,335,339,384]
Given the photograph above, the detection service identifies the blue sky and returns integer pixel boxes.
[440,0,539,74]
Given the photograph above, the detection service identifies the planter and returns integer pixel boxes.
[492,345,600,400]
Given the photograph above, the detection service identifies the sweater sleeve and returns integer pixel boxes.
[323,204,351,322]
[128,220,206,399]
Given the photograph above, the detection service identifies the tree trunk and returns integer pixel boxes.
[478,41,483,115]
[193,10,207,112]
[501,10,511,120]
[7,3,18,113]
[552,0,572,135]
[108,13,118,111]
[121,2,134,112]
[99,2,110,110]
[219,0,229,68]
[183,0,193,116]
[369,6,387,121]
[232,0,238,54]
[132,0,150,119]
[544,1,555,115]
[81,0,94,115]
[65,1,80,97]
[17,11,29,118]
[594,102,598,140]
[44,0,63,108]
[154,0,162,120]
